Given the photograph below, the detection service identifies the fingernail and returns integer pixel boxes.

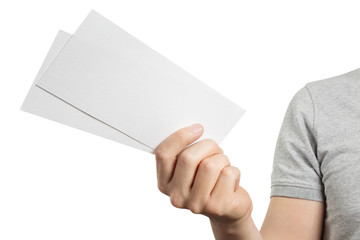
[189,123,203,134]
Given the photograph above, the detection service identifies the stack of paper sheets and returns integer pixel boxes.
[21,10,246,153]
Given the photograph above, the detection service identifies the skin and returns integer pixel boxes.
[154,123,325,240]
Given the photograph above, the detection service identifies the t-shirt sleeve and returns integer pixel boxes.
[270,85,325,202]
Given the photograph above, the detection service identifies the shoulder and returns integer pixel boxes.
[305,68,360,100]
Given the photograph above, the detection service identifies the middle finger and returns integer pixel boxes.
[169,139,223,196]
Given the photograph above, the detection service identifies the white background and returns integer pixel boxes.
[1,1,360,239]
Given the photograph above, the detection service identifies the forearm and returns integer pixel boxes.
[210,215,263,240]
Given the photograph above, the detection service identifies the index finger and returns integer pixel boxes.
[154,123,204,191]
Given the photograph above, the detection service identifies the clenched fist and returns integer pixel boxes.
[154,123,253,225]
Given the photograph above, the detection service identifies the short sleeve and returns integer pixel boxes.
[270,85,325,202]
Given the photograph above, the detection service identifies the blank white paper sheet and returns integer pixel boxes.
[23,10,246,152]
[21,31,152,152]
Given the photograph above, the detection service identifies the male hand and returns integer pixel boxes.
[154,123,253,224]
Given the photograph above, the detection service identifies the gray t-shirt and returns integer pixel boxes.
[271,68,360,239]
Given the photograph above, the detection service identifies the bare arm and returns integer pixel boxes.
[154,124,325,240]
[260,197,325,240]
[210,196,325,240]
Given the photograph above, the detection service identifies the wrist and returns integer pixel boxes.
[210,213,262,240]
[210,214,251,235]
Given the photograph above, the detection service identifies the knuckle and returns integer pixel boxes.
[221,166,236,178]
[188,202,203,214]
[170,192,186,209]
[177,151,195,167]
[203,138,222,152]
[221,153,230,162]
[224,166,240,179]
[217,153,230,166]
[203,138,216,146]
[233,166,241,178]
[199,159,217,173]
[155,147,171,161]
[157,183,167,195]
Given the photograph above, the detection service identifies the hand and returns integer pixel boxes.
[154,123,253,224]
